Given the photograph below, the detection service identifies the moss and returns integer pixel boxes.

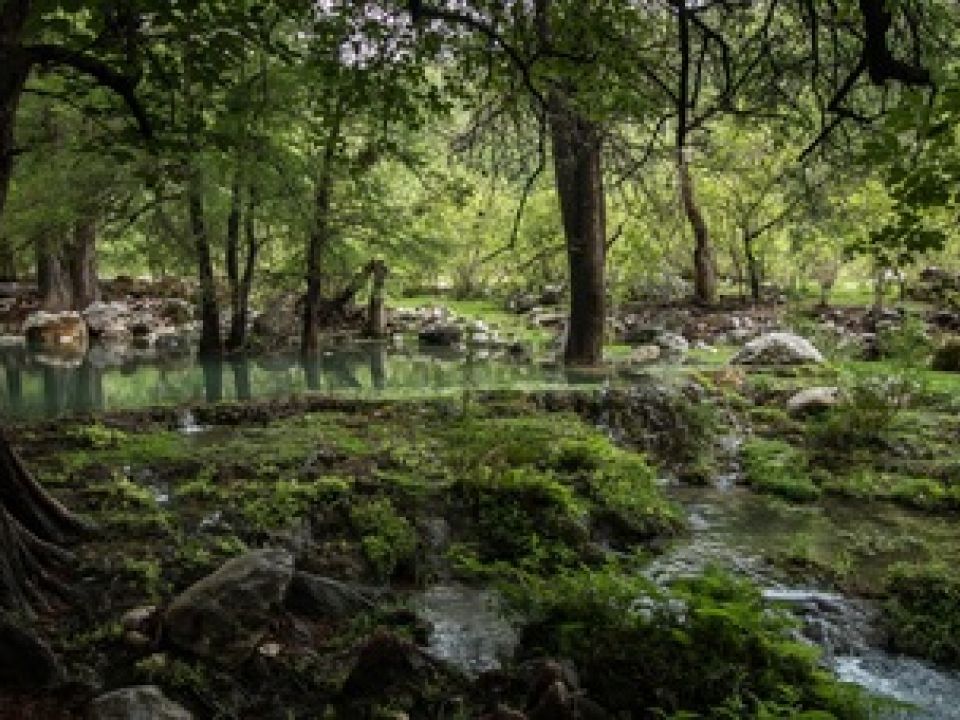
[742,438,821,501]
[350,498,418,580]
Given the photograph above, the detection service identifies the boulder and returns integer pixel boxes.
[731,332,825,365]
[23,311,88,355]
[83,301,132,341]
[88,686,192,720]
[656,332,689,357]
[285,572,375,619]
[787,386,840,416]
[419,323,463,347]
[163,548,294,666]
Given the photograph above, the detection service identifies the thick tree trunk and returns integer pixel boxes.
[69,217,99,311]
[36,236,72,311]
[225,174,242,352]
[0,431,89,613]
[189,173,221,358]
[366,260,387,339]
[549,97,606,366]
[302,186,328,356]
[227,184,258,353]
[678,153,717,306]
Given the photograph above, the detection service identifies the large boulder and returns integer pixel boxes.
[163,548,294,666]
[83,301,133,341]
[731,332,825,366]
[88,686,192,720]
[23,311,88,355]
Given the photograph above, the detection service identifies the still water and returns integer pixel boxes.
[0,343,617,420]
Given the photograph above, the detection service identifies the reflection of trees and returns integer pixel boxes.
[202,361,223,403]
[74,361,103,414]
[367,343,386,390]
[230,359,252,402]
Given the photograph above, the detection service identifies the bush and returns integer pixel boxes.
[742,438,821,501]
[875,314,933,365]
[513,567,873,718]
[808,370,924,450]
[885,564,960,668]
[350,498,417,580]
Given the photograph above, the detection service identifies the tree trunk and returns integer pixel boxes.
[743,232,761,304]
[549,96,606,366]
[36,235,72,311]
[69,217,99,311]
[227,185,258,353]
[189,172,221,357]
[0,431,89,613]
[225,173,242,352]
[0,20,30,225]
[366,260,387,339]
[0,240,16,281]
[678,153,717,306]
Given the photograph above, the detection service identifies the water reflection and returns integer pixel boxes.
[0,342,612,420]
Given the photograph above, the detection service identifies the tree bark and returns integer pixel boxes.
[68,216,99,311]
[366,259,387,339]
[225,173,243,352]
[189,172,221,358]
[743,231,761,303]
[678,152,717,306]
[549,96,606,366]
[36,235,72,311]
[227,184,258,353]
[0,431,89,613]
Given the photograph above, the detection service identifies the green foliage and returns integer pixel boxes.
[875,315,933,365]
[514,567,873,719]
[350,498,417,580]
[742,438,821,501]
[885,564,960,669]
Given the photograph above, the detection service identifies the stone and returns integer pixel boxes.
[155,332,191,357]
[787,386,840,416]
[22,311,88,355]
[656,332,689,357]
[339,630,434,701]
[88,685,192,720]
[419,323,463,347]
[83,301,133,341]
[163,548,294,666]
[539,285,564,306]
[285,572,375,619]
[0,620,60,688]
[159,298,194,325]
[731,332,825,365]
[629,345,661,364]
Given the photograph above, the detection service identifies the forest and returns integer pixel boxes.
[2,1,960,718]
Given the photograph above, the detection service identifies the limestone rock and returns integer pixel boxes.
[731,332,825,365]
[163,548,294,666]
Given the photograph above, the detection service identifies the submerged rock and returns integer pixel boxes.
[88,685,192,720]
[163,548,294,666]
[731,332,825,365]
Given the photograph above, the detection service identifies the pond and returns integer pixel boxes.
[0,342,631,421]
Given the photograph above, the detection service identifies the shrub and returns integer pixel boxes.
[876,314,933,365]
[885,564,960,668]
[350,498,417,580]
[742,438,821,501]
[513,567,873,718]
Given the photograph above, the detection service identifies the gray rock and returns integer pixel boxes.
[285,572,375,619]
[163,548,294,666]
[629,345,661,364]
[731,332,825,365]
[786,386,840,416]
[656,332,689,357]
[89,685,192,720]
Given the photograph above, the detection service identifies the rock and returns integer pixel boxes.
[731,332,825,365]
[629,345,661,364]
[23,311,88,355]
[932,339,960,372]
[155,332,191,357]
[528,681,573,720]
[339,630,435,702]
[88,685,192,720]
[122,606,159,633]
[163,548,294,666]
[83,301,132,341]
[508,293,539,314]
[0,619,60,688]
[159,298,193,325]
[621,323,663,345]
[656,332,689,357]
[419,323,463,347]
[787,386,840,416]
